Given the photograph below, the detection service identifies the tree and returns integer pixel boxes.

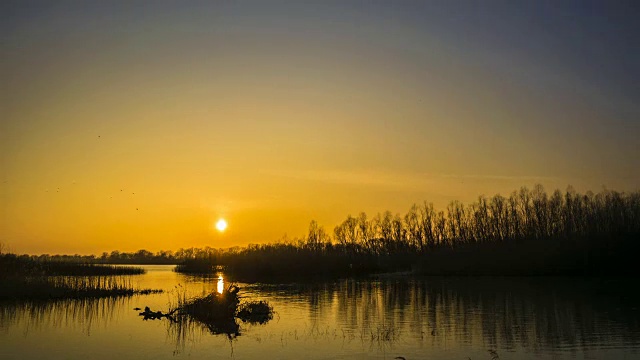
[307,220,329,251]
[404,204,423,250]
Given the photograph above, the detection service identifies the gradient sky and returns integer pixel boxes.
[2,1,639,254]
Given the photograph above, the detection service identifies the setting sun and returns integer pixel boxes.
[215,219,228,232]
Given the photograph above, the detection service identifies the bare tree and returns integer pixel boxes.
[404,204,423,250]
[307,220,329,251]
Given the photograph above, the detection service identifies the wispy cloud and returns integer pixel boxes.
[265,169,560,192]
[437,173,561,181]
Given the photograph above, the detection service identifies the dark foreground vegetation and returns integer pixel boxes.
[141,285,273,338]
[13,246,225,265]
[0,254,158,301]
[0,253,144,276]
[174,185,640,280]
[0,275,161,301]
[173,284,272,324]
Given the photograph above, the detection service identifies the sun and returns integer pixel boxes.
[215,218,228,232]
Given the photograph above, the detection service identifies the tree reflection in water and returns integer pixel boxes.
[249,277,640,354]
[2,276,638,359]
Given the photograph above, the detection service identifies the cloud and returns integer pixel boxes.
[437,173,560,181]
[265,168,560,192]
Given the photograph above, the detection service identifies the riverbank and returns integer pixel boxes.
[0,254,160,301]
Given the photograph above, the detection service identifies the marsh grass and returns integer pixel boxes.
[361,324,400,345]
[0,275,161,301]
[0,252,156,301]
[174,259,215,274]
[165,284,273,339]
[174,248,383,281]
[236,300,273,324]
[176,285,240,322]
[0,253,144,277]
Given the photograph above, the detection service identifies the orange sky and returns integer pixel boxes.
[2,2,638,254]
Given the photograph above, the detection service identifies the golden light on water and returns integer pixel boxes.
[217,275,224,294]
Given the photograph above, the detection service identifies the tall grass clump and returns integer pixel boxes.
[167,284,273,337]
[176,284,241,321]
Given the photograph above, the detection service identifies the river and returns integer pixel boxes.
[1,265,638,359]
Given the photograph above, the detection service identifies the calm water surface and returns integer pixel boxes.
[1,265,638,359]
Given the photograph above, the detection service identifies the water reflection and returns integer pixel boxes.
[249,277,640,355]
[0,297,127,335]
[217,275,224,294]
[2,268,639,359]
[166,276,272,351]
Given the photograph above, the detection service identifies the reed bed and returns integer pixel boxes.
[236,300,273,324]
[176,285,241,321]
[0,275,160,301]
[0,254,145,277]
[166,285,273,337]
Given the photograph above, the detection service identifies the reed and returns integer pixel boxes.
[167,285,274,337]
[0,275,161,301]
[0,253,144,277]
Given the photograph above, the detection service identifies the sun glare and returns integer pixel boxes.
[215,218,228,232]
[216,275,224,294]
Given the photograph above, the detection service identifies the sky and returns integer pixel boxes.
[1,1,639,255]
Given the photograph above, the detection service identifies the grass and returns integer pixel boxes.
[367,324,399,343]
[176,285,241,321]
[237,300,273,324]
[0,253,159,301]
[174,246,392,281]
[174,259,216,274]
[166,284,274,337]
[0,275,161,301]
[0,253,145,277]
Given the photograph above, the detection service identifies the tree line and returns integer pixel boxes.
[18,247,232,264]
[8,185,639,276]
[200,185,639,279]
[314,185,639,254]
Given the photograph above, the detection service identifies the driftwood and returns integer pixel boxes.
[137,306,178,321]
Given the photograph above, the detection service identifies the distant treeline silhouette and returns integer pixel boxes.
[0,254,158,300]
[17,249,215,265]
[177,185,640,279]
[6,185,638,279]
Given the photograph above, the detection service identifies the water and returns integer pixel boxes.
[1,265,639,360]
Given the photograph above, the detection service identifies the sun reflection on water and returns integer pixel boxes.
[216,274,224,294]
